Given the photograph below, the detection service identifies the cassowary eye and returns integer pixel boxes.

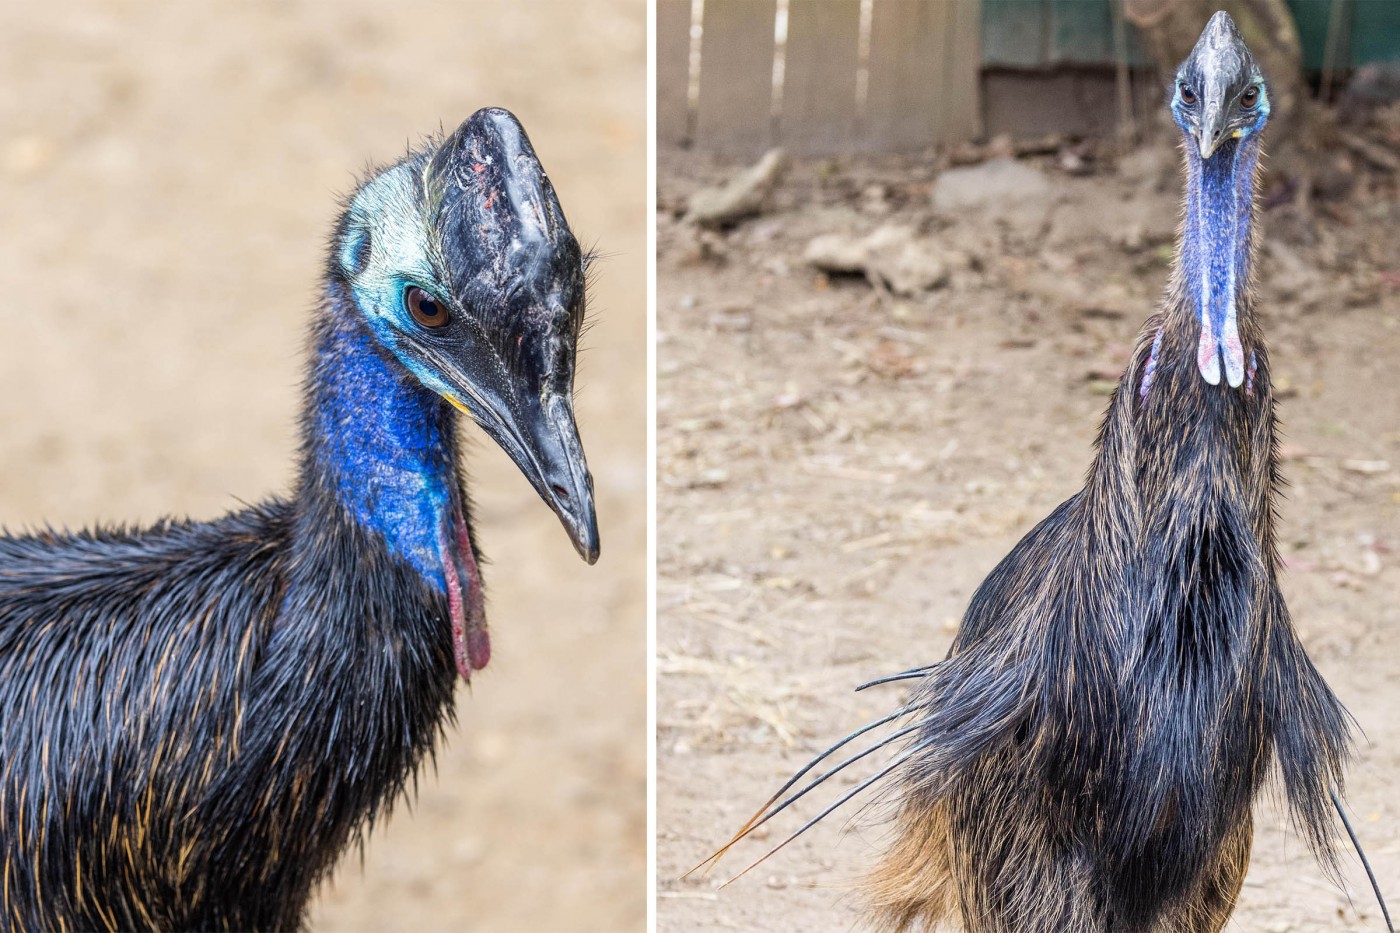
[405,286,449,329]
[1179,83,1197,105]
[1241,85,1260,108]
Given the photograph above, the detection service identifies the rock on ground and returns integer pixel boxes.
[687,149,788,228]
[804,224,951,297]
[932,158,1058,233]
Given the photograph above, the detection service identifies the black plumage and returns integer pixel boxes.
[0,107,598,930]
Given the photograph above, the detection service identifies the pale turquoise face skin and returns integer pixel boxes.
[337,159,463,403]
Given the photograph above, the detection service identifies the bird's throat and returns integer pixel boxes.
[1183,137,1258,388]
[309,286,489,679]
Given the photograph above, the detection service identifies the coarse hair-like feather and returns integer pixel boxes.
[0,289,464,929]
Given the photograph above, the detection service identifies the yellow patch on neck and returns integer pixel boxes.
[1232,129,1242,138]
[445,394,476,421]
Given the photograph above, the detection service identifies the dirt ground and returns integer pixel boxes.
[657,117,1400,930]
[0,2,644,931]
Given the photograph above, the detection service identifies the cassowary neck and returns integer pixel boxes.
[298,278,489,678]
[302,280,459,590]
[1178,136,1261,387]
[1093,137,1278,549]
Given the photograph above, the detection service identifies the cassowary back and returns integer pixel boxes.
[0,498,456,930]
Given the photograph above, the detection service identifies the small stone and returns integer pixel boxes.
[687,149,788,228]
[687,468,729,489]
[803,225,949,297]
[1341,459,1389,475]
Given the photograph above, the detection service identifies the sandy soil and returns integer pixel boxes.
[657,129,1400,931]
[0,2,644,930]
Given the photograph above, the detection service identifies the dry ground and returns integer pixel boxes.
[657,133,1400,931]
[0,3,645,930]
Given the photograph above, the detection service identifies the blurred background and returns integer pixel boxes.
[0,1,644,930]
[660,0,1399,156]
[658,1,1400,930]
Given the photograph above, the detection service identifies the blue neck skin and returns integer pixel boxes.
[1180,135,1260,387]
[306,281,455,592]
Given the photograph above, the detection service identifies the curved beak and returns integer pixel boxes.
[520,394,600,564]
[446,389,600,564]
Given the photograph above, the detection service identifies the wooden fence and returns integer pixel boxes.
[658,0,983,156]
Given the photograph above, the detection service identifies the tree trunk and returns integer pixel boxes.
[1125,0,1306,144]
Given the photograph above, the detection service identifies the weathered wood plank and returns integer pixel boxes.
[658,0,694,146]
[941,0,984,143]
[865,0,981,152]
[780,0,862,155]
[694,0,778,156]
[864,0,945,151]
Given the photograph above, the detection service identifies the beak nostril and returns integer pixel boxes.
[551,483,570,502]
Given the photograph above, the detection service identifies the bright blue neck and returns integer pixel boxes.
[307,282,454,591]
[1180,136,1259,387]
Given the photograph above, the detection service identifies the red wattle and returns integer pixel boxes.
[443,498,489,682]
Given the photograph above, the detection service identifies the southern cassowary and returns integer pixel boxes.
[0,107,599,930]
[704,14,1387,932]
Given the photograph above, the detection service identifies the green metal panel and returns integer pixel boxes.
[1289,0,1334,70]
[1047,0,1112,63]
[982,0,1146,68]
[1352,2,1400,64]
[1289,0,1400,68]
[982,0,1046,67]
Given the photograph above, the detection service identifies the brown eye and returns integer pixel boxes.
[1179,82,1197,105]
[1241,85,1259,108]
[405,286,449,329]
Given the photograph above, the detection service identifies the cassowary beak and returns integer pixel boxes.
[445,387,600,564]
[1197,99,1231,160]
[527,397,600,565]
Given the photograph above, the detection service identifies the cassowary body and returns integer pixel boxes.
[712,15,1354,933]
[869,17,1352,931]
[0,108,598,930]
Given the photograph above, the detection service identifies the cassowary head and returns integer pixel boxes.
[334,107,599,563]
[1171,11,1271,160]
